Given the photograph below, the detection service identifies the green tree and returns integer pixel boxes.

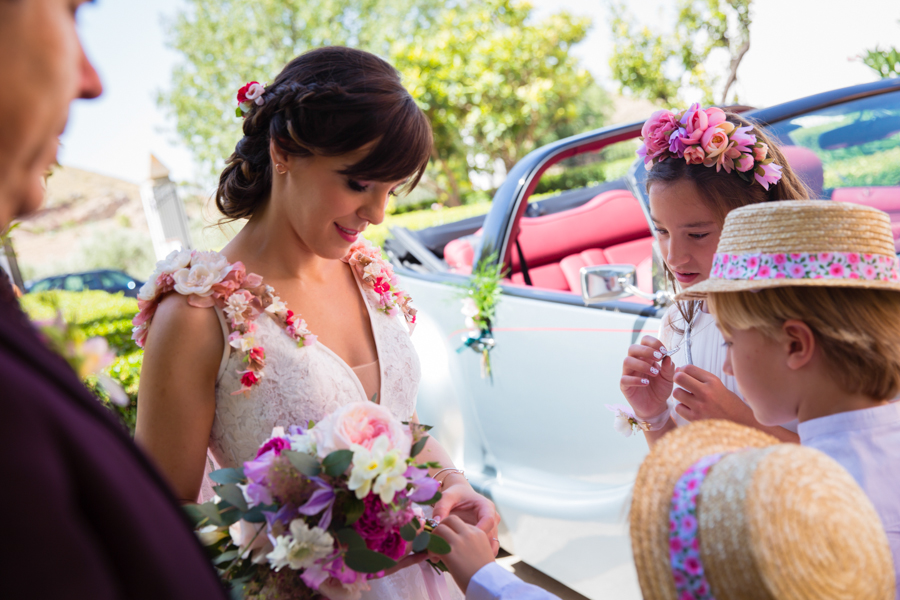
[160,0,606,206]
[858,21,900,79]
[609,0,752,106]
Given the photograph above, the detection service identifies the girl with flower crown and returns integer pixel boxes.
[618,104,810,446]
[132,46,496,600]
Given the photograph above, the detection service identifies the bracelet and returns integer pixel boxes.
[636,407,671,432]
[432,468,466,489]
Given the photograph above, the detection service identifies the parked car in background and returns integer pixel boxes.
[26,269,143,298]
[385,77,900,599]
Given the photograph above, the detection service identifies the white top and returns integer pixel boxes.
[658,303,799,433]
[799,402,900,599]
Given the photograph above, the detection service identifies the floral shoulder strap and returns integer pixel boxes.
[131,249,315,394]
[131,240,416,395]
[342,237,417,334]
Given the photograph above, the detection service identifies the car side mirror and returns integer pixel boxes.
[580,264,672,307]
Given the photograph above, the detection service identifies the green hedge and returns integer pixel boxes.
[534,162,607,195]
[20,290,141,433]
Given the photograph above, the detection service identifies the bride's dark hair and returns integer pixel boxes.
[216,46,433,221]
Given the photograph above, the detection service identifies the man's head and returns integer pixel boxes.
[0,0,103,229]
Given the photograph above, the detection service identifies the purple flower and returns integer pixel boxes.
[243,449,278,484]
[405,466,440,502]
[242,481,273,507]
[256,436,290,458]
[298,479,336,530]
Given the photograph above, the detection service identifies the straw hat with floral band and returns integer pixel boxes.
[675,199,900,301]
[630,419,895,600]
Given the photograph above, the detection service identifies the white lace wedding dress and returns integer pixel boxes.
[206,264,463,600]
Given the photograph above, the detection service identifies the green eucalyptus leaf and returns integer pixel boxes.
[427,533,451,555]
[214,483,249,512]
[410,436,429,458]
[209,468,246,485]
[242,503,276,523]
[213,549,240,565]
[216,502,243,527]
[323,449,354,477]
[370,393,379,403]
[337,528,368,551]
[199,501,224,527]
[412,531,431,553]
[344,496,366,526]
[285,450,321,477]
[184,503,210,527]
[400,521,419,542]
[343,549,398,574]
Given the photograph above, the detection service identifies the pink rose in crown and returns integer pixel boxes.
[678,103,708,145]
[682,146,705,165]
[729,125,756,154]
[754,162,783,190]
[734,153,755,172]
[753,144,769,162]
[639,110,678,164]
[703,106,728,128]
[312,402,412,460]
[700,127,732,163]
[237,82,260,105]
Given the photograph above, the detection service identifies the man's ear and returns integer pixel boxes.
[783,319,816,371]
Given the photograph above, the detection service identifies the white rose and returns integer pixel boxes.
[288,432,317,455]
[229,520,272,561]
[224,293,251,325]
[613,411,634,437]
[172,251,231,297]
[265,296,288,316]
[137,274,159,302]
[246,82,265,102]
[159,248,194,274]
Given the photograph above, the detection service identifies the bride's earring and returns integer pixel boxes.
[274,163,287,175]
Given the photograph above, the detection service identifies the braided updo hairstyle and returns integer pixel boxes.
[216,46,433,221]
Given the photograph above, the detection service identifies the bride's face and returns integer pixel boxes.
[270,144,404,260]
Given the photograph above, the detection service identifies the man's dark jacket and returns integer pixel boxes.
[0,275,228,599]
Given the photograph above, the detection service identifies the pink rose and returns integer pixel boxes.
[684,556,702,576]
[700,126,732,162]
[734,153,755,172]
[683,146,705,165]
[639,110,678,164]
[747,256,760,269]
[829,263,846,277]
[678,103,708,145]
[312,402,412,460]
[847,253,860,264]
[789,264,806,278]
[773,254,787,265]
[753,144,769,162]
[704,107,727,128]
[757,265,771,278]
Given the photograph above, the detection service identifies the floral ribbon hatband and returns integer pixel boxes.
[710,251,900,283]
[668,453,728,600]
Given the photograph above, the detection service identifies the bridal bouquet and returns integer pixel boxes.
[187,402,449,599]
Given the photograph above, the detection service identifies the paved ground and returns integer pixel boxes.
[493,550,591,600]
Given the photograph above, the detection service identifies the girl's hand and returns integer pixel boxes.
[672,365,753,422]
[432,476,501,556]
[428,515,497,593]
[620,335,676,420]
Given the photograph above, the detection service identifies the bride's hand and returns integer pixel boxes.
[432,475,501,556]
[620,335,675,420]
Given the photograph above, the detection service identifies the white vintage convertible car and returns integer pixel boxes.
[385,78,900,599]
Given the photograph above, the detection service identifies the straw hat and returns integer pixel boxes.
[630,420,896,600]
[677,200,900,300]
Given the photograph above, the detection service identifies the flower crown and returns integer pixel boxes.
[637,104,783,190]
[236,81,266,118]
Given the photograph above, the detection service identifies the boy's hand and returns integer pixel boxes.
[673,365,753,422]
[428,515,497,593]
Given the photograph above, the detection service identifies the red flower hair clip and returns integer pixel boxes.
[236,81,266,118]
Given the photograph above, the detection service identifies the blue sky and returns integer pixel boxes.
[60,0,900,185]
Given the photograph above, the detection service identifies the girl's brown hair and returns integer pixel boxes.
[216,46,433,221]
[646,111,811,331]
[708,287,900,401]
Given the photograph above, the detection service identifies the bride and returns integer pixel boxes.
[133,46,499,599]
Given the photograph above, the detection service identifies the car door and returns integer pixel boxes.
[399,123,664,599]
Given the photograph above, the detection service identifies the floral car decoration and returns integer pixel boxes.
[458,252,504,381]
[188,402,449,599]
[132,239,416,395]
